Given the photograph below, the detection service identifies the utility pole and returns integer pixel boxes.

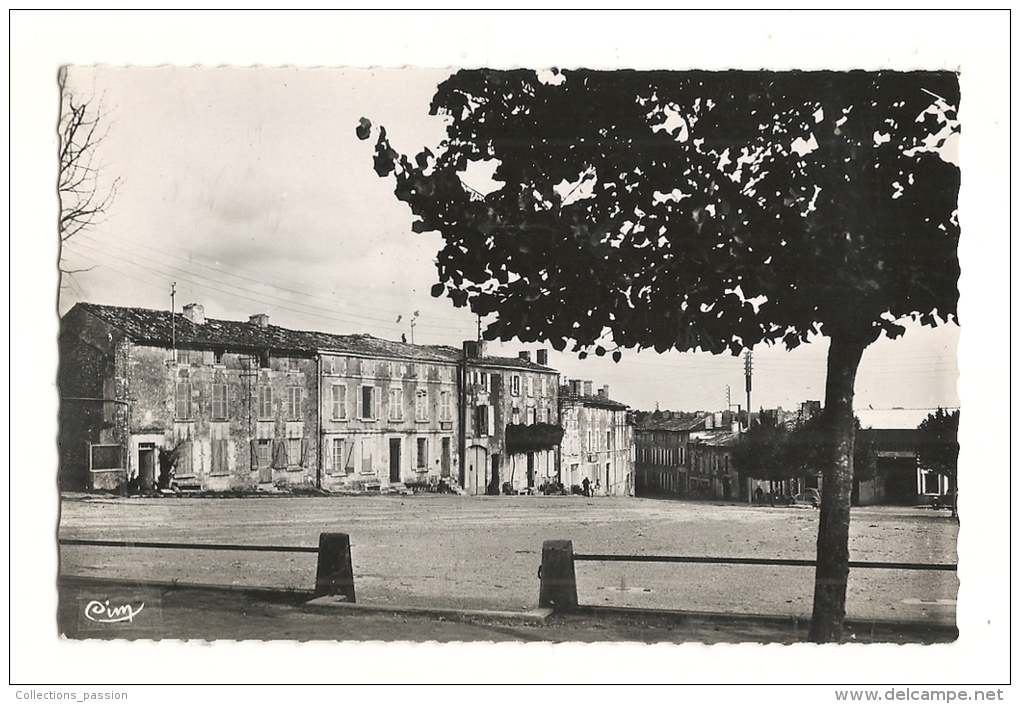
[410,310,420,345]
[744,349,753,430]
[170,282,177,363]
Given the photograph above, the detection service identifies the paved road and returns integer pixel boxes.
[58,494,958,625]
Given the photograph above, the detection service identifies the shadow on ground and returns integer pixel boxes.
[58,579,956,645]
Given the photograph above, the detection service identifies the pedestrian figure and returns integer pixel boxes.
[582,477,591,497]
[754,486,764,504]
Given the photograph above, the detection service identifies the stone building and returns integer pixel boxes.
[459,342,561,495]
[558,380,634,496]
[58,302,462,493]
[633,412,706,498]
[316,341,460,493]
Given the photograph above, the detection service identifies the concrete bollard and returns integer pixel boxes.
[539,539,578,610]
[314,532,356,602]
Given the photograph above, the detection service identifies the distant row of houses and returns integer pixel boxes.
[58,303,634,496]
[632,407,950,506]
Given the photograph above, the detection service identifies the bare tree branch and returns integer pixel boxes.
[57,68,119,298]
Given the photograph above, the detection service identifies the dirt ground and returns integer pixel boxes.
[56,581,953,644]
[57,494,958,626]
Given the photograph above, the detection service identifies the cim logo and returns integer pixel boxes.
[84,599,145,624]
[76,590,161,631]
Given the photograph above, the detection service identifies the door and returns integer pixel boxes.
[258,440,272,483]
[389,438,401,483]
[138,444,156,491]
[527,452,535,489]
[489,454,500,495]
[441,437,451,478]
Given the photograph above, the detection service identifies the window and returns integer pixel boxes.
[213,349,225,365]
[175,381,192,418]
[259,351,271,369]
[361,385,375,419]
[607,430,612,450]
[258,386,273,419]
[212,384,228,420]
[287,387,302,420]
[331,438,346,475]
[527,407,537,425]
[416,437,428,470]
[526,376,534,397]
[331,384,347,420]
[415,388,429,422]
[440,390,452,422]
[287,357,301,372]
[476,405,489,437]
[256,439,271,468]
[288,438,302,466]
[389,387,403,420]
[510,375,521,396]
[211,438,228,474]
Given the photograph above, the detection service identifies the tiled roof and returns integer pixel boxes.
[467,355,557,373]
[70,303,464,364]
[559,391,629,411]
[635,415,707,432]
[694,430,742,447]
[68,303,564,371]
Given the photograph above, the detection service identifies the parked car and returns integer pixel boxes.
[792,488,821,507]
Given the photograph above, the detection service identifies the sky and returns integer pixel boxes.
[56,64,961,422]
[11,11,1011,684]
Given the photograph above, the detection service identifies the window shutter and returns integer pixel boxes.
[300,438,309,467]
[273,439,288,469]
[250,439,259,471]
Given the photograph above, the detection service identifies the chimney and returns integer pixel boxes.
[463,340,485,359]
[182,303,205,325]
[519,351,531,362]
[583,381,593,396]
[601,384,610,399]
[249,313,269,328]
[536,349,548,366]
[705,414,714,430]
[569,379,583,396]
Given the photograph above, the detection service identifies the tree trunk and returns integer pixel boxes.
[809,334,868,643]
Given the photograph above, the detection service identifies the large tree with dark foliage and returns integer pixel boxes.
[362,69,960,642]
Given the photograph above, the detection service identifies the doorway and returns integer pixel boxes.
[441,437,451,478]
[138,443,156,492]
[527,452,535,489]
[389,438,401,483]
[489,454,500,495]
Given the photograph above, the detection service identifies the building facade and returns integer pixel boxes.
[59,303,470,493]
[558,381,634,496]
[459,343,561,495]
[316,343,460,492]
[59,303,321,492]
[633,412,706,498]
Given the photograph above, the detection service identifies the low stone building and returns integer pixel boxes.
[58,302,462,493]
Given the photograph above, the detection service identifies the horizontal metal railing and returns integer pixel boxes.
[572,553,957,571]
[58,537,319,553]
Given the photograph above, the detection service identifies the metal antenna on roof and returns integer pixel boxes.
[170,282,177,363]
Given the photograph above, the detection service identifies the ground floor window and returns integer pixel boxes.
[417,437,428,470]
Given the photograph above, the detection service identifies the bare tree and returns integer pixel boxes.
[57,66,119,293]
